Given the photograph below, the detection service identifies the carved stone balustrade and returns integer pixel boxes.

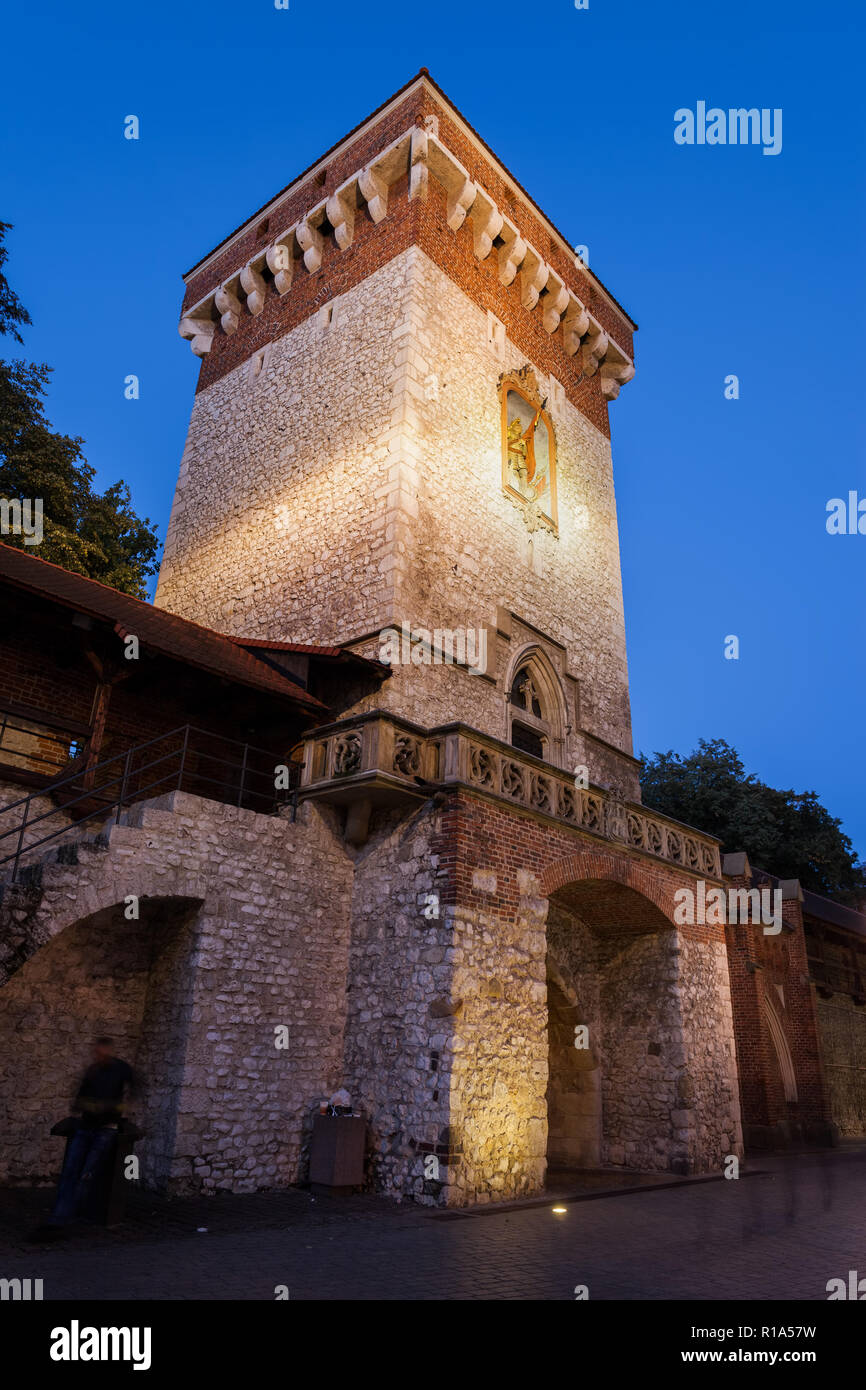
[300,712,721,876]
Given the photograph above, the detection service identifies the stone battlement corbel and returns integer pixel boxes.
[176,123,634,402]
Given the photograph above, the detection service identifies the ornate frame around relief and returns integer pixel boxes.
[500,366,558,534]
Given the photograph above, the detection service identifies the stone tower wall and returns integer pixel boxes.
[157,243,632,760]
[156,250,417,643]
[157,74,638,770]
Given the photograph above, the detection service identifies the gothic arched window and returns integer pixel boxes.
[506,650,568,767]
[509,665,549,760]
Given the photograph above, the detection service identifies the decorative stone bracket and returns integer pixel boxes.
[301,712,720,874]
[178,126,635,400]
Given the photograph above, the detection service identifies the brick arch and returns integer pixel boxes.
[540,846,679,928]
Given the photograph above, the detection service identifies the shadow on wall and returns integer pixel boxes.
[546,969,601,1166]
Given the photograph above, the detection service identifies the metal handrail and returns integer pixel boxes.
[0,708,86,776]
[0,724,300,882]
[0,747,185,845]
[0,724,191,819]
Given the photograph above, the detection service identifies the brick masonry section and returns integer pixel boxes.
[183,83,632,437]
[724,872,837,1148]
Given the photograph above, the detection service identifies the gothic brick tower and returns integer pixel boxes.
[155,73,743,1205]
[155,69,639,798]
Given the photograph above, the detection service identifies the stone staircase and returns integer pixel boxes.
[0,795,193,986]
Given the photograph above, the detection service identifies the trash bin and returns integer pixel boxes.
[50,1117,144,1226]
[309,1114,366,1195]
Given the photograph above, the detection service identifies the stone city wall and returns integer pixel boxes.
[0,791,354,1192]
[815,993,866,1136]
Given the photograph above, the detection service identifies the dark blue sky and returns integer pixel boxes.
[2,0,863,856]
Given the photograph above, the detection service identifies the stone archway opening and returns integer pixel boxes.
[0,893,202,1190]
[545,876,683,1174]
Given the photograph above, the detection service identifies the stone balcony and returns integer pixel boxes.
[300,711,722,877]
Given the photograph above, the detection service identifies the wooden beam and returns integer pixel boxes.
[83,681,112,789]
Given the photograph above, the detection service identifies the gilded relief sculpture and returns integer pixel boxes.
[500,366,558,532]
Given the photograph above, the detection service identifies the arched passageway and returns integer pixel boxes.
[545,875,684,1173]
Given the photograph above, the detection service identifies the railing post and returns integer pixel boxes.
[179,725,190,793]
[238,742,249,807]
[115,747,133,825]
[12,797,29,883]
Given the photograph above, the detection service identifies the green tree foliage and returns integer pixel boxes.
[0,222,160,597]
[640,738,865,905]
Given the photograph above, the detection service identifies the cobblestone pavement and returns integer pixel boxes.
[1,1147,864,1300]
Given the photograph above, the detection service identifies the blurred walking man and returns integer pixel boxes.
[36,1036,139,1237]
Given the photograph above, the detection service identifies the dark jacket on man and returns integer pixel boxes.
[75,1059,138,1129]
